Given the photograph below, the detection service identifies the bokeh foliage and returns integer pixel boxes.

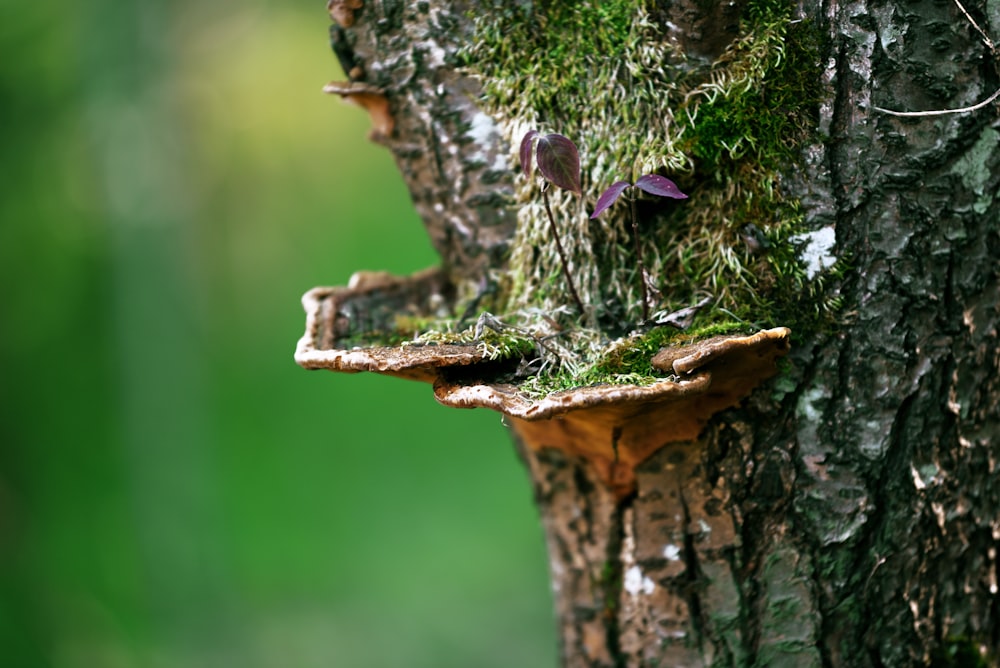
[0,1,553,666]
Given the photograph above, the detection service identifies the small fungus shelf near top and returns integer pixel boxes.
[296,268,791,497]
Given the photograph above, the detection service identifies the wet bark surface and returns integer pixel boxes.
[322,0,1000,664]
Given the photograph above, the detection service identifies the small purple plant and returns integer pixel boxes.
[591,174,688,322]
[520,131,586,315]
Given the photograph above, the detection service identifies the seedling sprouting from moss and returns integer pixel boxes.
[591,175,688,322]
[520,131,586,315]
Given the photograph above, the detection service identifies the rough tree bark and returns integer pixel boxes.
[304,0,1000,665]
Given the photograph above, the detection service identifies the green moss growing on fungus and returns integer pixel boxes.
[398,0,840,398]
[410,320,538,361]
[930,637,993,668]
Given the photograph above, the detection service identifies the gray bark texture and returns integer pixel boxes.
[322,0,1000,665]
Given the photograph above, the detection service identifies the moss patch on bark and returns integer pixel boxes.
[459,0,840,340]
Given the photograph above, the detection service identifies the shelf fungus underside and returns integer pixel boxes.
[296,268,791,497]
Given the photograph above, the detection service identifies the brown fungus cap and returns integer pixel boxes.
[436,328,791,497]
[322,81,394,142]
[297,268,792,497]
[295,267,473,383]
[327,0,363,27]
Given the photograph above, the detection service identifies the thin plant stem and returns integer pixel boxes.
[542,185,586,316]
[872,85,1000,117]
[952,0,996,52]
[630,192,649,322]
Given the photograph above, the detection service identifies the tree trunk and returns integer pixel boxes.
[308,0,1000,664]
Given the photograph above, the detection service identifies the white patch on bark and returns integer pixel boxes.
[624,565,655,596]
[550,558,564,593]
[857,418,890,460]
[411,19,448,70]
[797,386,827,422]
[791,225,837,279]
[663,544,682,561]
[466,110,502,168]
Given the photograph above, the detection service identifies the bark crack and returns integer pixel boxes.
[677,482,707,653]
[850,384,927,660]
[605,497,629,668]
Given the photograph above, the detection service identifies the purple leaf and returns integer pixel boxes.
[590,181,632,219]
[536,133,581,193]
[635,174,687,199]
[519,130,540,177]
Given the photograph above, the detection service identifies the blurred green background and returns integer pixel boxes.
[0,1,555,666]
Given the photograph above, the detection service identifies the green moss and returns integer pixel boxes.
[459,1,647,126]
[462,0,690,325]
[411,319,537,361]
[594,319,750,376]
[428,0,839,398]
[511,317,755,398]
[684,18,820,171]
[598,558,622,614]
[335,313,431,348]
[655,11,839,337]
[931,637,992,668]
[332,312,537,364]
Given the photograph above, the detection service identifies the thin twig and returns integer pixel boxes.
[629,193,650,322]
[952,0,996,52]
[872,85,1000,117]
[542,186,586,316]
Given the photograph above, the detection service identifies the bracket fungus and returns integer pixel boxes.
[326,0,362,27]
[296,268,791,498]
[322,81,393,142]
